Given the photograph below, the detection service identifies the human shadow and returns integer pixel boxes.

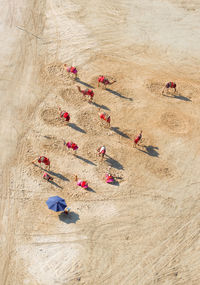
[75,155,96,166]
[59,211,80,224]
[47,170,69,181]
[86,186,96,193]
[108,180,119,186]
[163,93,191,102]
[68,123,86,134]
[91,101,110,111]
[137,145,159,157]
[106,88,133,101]
[75,78,94,89]
[33,164,69,181]
[105,155,124,170]
[111,127,130,139]
[48,180,63,189]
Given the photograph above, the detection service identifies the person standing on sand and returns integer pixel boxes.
[162,82,177,94]
[63,139,78,155]
[43,172,53,181]
[99,110,111,127]
[32,156,50,170]
[64,64,78,79]
[59,107,70,123]
[98,75,116,88]
[97,146,106,160]
[133,131,143,147]
[77,86,94,102]
[75,175,88,189]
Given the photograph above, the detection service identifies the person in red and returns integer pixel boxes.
[32,156,50,170]
[63,139,78,154]
[75,175,88,189]
[59,107,70,123]
[133,130,143,147]
[43,172,53,181]
[98,75,116,88]
[162,82,177,94]
[64,64,78,79]
[77,86,94,102]
[99,112,111,127]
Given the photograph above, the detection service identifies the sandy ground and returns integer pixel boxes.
[1,0,200,284]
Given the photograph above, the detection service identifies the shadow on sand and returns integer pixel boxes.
[105,155,124,170]
[137,145,159,157]
[163,93,191,102]
[75,78,95,89]
[75,155,96,166]
[85,186,96,193]
[68,123,86,134]
[59,211,80,224]
[91,101,110,111]
[48,180,63,189]
[106,88,133,101]
[111,127,130,139]
[33,164,69,182]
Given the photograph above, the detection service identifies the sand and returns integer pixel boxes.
[1,0,200,284]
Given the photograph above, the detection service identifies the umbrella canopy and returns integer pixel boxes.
[46,196,67,212]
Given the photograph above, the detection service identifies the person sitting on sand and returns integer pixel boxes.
[105,173,114,183]
[162,82,177,94]
[134,130,143,147]
[75,175,88,189]
[63,139,78,154]
[64,64,78,79]
[77,86,94,102]
[98,75,116,88]
[59,107,70,123]
[43,172,53,181]
[32,156,50,170]
[97,146,106,160]
[99,111,111,127]
[64,207,71,214]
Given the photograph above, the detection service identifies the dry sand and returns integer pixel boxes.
[1,0,200,284]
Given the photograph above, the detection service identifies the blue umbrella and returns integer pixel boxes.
[46,196,67,212]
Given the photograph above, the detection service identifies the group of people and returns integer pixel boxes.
[33,63,177,203]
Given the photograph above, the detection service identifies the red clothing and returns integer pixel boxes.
[38,156,50,166]
[60,111,70,121]
[98,76,105,83]
[87,89,94,97]
[134,134,142,144]
[43,172,52,180]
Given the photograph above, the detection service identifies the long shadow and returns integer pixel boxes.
[33,164,69,181]
[137,145,159,157]
[105,155,124,170]
[47,170,69,181]
[48,180,63,189]
[111,127,130,139]
[59,211,80,224]
[75,155,96,166]
[68,123,86,134]
[86,186,96,193]
[163,93,191,102]
[106,88,133,101]
[75,78,94,89]
[91,101,110,111]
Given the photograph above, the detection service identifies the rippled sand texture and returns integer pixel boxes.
[1,0,200,284]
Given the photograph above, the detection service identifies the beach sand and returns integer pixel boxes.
[1,0,200,284]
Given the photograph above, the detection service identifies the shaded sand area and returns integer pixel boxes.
[1,0,200,284]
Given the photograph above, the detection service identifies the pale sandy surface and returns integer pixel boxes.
[1,0,200,284]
